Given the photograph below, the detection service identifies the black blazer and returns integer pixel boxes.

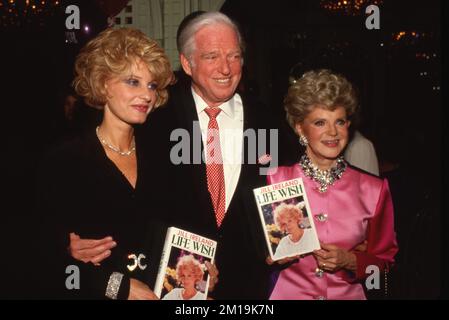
[36,130,167,299]
[137,80,299,299]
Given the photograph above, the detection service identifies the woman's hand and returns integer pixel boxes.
[205,261,219,292]
[313,243,357,273]
[266,255,300,265]
[353,240,368,252]
[69,233,116,265]
[128,278,159,300]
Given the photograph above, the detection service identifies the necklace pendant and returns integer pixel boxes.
[299,154,347,193]
[318,185,327,193]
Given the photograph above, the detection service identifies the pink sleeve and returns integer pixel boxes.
[354,179,399,280]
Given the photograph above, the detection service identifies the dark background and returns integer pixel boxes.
[0,0,445,299]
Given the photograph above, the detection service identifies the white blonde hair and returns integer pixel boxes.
[273,203,304,230]
[178,11,245,62]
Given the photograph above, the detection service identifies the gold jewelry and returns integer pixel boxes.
[96,126,136,156]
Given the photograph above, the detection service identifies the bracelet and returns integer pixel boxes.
[105,272,124,300]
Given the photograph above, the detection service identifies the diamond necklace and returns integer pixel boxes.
[95,126,136,156]
[299,154,347,193]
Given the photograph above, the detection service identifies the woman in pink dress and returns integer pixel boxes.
[267,69,398,300]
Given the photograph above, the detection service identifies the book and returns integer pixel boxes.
[153,227,217,300]
[253,178,320,261]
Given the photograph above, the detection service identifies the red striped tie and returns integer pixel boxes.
[204,107,226,227]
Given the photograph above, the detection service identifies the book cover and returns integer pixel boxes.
[153,227,217,300]
[253,178,320,261]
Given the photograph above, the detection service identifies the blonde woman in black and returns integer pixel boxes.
[37,28,174,299]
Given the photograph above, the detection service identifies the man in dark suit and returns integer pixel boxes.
[68,12,298,299]
[143,11,285,299]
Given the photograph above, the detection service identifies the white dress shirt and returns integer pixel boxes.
[344,130,380,176]
[192,89,244,211]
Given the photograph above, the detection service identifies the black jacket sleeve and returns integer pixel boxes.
[35,144,131,300]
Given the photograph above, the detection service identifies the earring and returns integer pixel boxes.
[299,135,308,146]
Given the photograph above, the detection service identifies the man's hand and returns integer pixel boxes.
[69,233,116,266]
[205,261,219,292]
[128,278,159,300]
[353,240,368,252]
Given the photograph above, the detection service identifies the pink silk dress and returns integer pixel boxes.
[268,164,398,300]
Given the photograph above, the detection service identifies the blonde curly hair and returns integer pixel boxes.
[176,255,204,285]
[273,203,304,231]
[73,27,174,108]
[284,69,358,134]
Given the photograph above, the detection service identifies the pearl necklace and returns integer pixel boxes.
[95,126,136,156]
[299,154,347,193]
